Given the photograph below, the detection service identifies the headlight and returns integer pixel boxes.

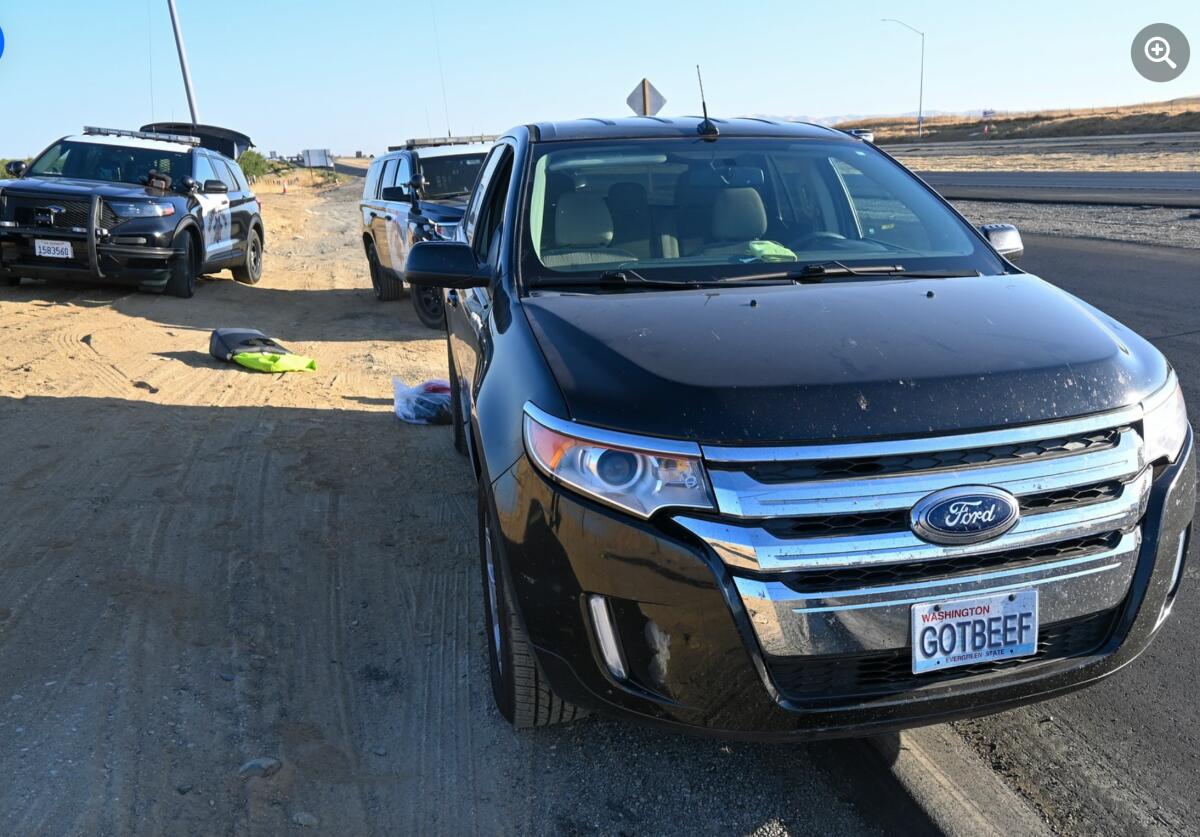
[109,201,175,218]
[1142,373,1189,464]
[523,403,714,518]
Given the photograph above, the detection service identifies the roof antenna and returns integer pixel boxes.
[696,65,719,140]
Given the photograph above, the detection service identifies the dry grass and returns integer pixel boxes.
[839,97,1200,143]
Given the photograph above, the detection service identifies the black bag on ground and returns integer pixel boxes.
[208,328,293,362]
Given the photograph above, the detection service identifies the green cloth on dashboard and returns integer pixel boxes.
[233,352,317,373]
[745,240,798,262]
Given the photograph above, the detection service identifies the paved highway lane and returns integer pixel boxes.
[920,171,1200,208]
[954,234,1200,835]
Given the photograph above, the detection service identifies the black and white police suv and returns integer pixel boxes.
[359,136,490,328]
[1,124,263,298]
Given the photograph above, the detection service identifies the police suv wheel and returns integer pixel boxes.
[411,285,446,329]
[478,484,587,729]
[233,229,263,285]
[166,233,198,299]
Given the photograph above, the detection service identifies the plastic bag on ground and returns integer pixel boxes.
[393,378,453,425]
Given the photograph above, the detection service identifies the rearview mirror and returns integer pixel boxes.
[406,240,490,289]
[979,223,1024,261]
[5,160,27,177]
[203,179,229,194]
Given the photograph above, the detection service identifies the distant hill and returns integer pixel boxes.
[746,97,1200,143]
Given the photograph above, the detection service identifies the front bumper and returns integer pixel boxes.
[0,197,182,288]
[491,430,1195,739]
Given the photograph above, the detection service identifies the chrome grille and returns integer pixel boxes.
[675,407,1148,660]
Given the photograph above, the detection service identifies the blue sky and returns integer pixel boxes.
[0,0,1196,157]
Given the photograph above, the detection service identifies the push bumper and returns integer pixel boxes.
[0,196,183,288]
[490,431,1195,739]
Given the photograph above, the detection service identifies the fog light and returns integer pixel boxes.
[588,594,627,680]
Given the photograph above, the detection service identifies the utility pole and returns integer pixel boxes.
[882,18,925,138]
[166,0,200,125]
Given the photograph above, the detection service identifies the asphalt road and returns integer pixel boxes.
[920,171,1200,208]
[885,131,1200,154]
[954,233,1200,835]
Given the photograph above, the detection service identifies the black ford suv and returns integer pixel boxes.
[1,125,263,298]
[405,117,1194,737]
[359,137,490,327]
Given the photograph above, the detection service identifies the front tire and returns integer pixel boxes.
[232,228,263,284]
[411,285,446,329]
[166,232,198,299]
[479,484,587,729]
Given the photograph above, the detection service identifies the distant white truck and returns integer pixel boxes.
[301,149,334,169]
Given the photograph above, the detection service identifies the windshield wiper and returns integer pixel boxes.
[723,261,981,282]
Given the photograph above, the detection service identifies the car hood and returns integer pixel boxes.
[1,177,174,200]
[522,274,1168,445]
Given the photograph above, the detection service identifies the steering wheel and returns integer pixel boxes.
[790,231,849,250]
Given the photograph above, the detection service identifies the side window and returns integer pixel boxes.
[214,158,238,192]
[380,158,398,196]
[461,147,504,245]
[193,154,217,185]
[473,150,514,265]
[363,160,383,199]
[227,159,251,191]
[394,155,413,198]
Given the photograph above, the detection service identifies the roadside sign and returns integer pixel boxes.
[626,79,666,117]
[981,109,996,119]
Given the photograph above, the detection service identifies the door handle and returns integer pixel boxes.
[446,290,460,308]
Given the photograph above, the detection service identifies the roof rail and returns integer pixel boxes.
[389,134,497,151]
[83,125,200,146]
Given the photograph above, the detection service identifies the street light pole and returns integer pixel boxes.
[882,18,925,138]
[166,0,200,126]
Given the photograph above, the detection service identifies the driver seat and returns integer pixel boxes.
[542,193,636,268]
[697,188,768,258]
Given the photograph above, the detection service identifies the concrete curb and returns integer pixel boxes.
[870,725,1050,837]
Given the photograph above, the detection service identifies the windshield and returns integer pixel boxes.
[27,140,192,186]
[522,138,1006,283]
[420,153,485,198]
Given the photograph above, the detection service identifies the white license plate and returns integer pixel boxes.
[911,590,1038,674]
[34,239,73,259]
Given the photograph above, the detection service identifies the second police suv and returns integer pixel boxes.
[1,124,263,298]
[404,116,1194,736]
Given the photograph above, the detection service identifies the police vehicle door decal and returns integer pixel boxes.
[195,191,233,257]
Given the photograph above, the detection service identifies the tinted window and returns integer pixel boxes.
[395,155,412,196]
[474,150,513,264]
[419,153,485,198]
[381,158,398,194]
[213,158,238,191]
[462,147,505,245]
[27,140,192,185]
[226,159,251,191]
[193,154,217,185]
[364,160,383,199]
[522,138,1003,281]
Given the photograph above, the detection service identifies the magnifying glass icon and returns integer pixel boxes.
[1145,36,1178,70]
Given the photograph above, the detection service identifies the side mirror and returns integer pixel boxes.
[5,160,27,177]
[380,185,409,202]
[979,223,1024,261]
[405,240,490,289]
[203,179,229,194]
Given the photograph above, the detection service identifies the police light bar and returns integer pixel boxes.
[83,126,201,146]
[391,134,497,151]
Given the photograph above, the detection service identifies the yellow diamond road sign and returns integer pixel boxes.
[627,79,666,117]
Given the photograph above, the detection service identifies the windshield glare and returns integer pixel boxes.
[27,140,192,186]
[523,138,1004,281]
[420,153,485,198]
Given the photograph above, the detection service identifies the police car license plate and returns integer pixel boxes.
[911,590,1038,674]
[35,239,73,259]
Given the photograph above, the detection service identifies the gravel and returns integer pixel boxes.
[953,200,1200,251]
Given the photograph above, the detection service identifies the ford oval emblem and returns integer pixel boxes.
[910,486,1020,545]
